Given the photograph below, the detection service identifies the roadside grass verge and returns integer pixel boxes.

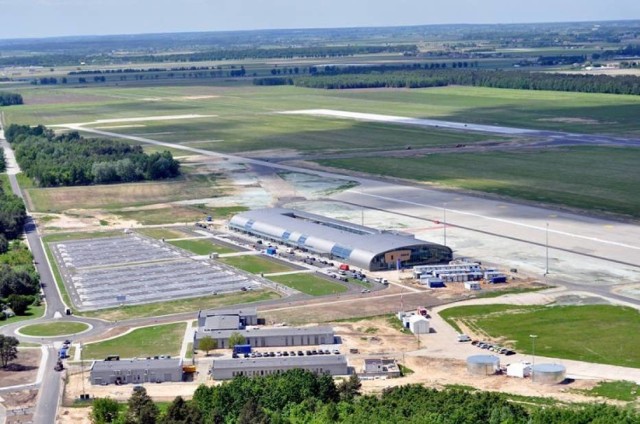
[317,146,640,219]
[577,381,640,402]
[42,240,73,310]
[79,290,280,322]
[473,285,551,299]
[20,322,89,337]
[82,323,184,360]
[0,304,45,328]
[269,273,348,296]
[220,255,293,274]
[439,304,640,367]
[168,239,235,255]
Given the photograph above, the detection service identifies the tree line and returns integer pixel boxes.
[5,125,180,187]
[0,92,23,106]
[90,369,640,424]
[0,161,38,319]
[256,67,640,95]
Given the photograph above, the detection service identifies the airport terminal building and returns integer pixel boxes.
[229,208,452,271]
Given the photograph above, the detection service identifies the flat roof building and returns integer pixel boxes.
[194,326,335,349]
[229,208,452,271]
[197,307,258,328]
[211,354,348,380]
[90,358,183,385]
[361,358,401,379]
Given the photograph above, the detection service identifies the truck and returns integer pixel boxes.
[58,348,68,359]
[233,344,252,355]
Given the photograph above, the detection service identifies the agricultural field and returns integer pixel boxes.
[269,273,348,296]
[81,323,185,359]
[318,146,640,218]
[440,304,640,368]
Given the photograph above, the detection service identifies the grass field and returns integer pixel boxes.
[579,381,640,402]
[319,146,640,218]
[82,323,185,360]
[20,322,89,337]
[79,290,279,322]
[440,304,640,368]
[220,255,293,274]
[111,205,205,225]
[0,305,45,329]
[168,239,235,255]
[26,174,220,212]
[269,273,348,296]
[137,228,190,240]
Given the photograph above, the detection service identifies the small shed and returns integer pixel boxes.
[266,247,277,255]
[467,355,500,376]
[420,277,445,288]
[464,281,481,291]
[408,315,430,334]
[506,362,531,378]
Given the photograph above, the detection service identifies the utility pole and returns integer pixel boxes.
[545,222,549,275]
[529,334,537,382]
[443,203,447,246]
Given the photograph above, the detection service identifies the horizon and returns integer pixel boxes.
[1,0,639,40]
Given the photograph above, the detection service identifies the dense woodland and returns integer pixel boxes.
[90,370,640,424]
[0,92,23,106]
[0,162,38,318]
[254,67,640,95]
[5,125,180,187]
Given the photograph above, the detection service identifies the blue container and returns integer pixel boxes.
[233,344,252,354]
[490,276,507,284]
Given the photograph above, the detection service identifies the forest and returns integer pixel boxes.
[0,92,23,106]
[4,125,180,187]
[283,67,640,95]
[90,370,640,424]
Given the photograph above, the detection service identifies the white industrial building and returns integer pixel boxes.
[408,315,430,334]
[211,354,349,380]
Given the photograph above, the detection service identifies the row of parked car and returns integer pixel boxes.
[232,349,340,359]
[471,340,516,356]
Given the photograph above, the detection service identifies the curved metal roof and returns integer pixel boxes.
[229,208,450,269]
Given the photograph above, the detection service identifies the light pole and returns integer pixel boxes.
[544,222,549,275]
[443,203,447,246]
[529,334,538,382]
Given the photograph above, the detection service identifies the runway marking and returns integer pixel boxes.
[351,190,640,251]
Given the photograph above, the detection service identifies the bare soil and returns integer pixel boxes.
[1,389,38,424]
[0,348,41,388]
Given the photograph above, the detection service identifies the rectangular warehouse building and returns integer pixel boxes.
[89,358,183,385]
[194,326,336,349]
[229,208,452,271]
[197,307,258,328]
[211,355,349,380]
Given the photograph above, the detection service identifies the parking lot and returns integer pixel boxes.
[51,235,264,310]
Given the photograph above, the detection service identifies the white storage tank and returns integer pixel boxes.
[532,364,566,384]
[408,315,430,334]
[467,355,500,376]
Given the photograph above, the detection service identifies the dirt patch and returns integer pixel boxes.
[36,210,138,234]
[0,348,41,388]
[539,117,603,125]
[0,389,38,424]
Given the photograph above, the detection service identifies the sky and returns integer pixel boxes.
[1,0,639,39]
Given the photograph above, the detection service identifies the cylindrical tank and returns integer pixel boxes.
[532,364,566,384]
[467,355,500,376]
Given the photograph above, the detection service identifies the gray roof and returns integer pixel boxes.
[205,315,240,331]
[198,307,257,319]
[229,208,448,269]
[213,354,347,369]
[197,325,334,340]
[91,358,182,372]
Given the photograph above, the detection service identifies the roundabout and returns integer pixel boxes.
[17,321,92,338]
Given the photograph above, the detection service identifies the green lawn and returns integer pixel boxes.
[168,238,235,255]
[269,273,348,296]
[579,381,640,402]
[111,205,205,225]
[220,255,292,274]
[79,290,279,322]
[318,146,640,218]
[82,323,185,360]
[20,321,89,337]
[137,228,190,240]
[440,304,640,368]
[0,304,45,328]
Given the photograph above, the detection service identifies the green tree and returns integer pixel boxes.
[91,397,120,423]
[198,336,217,356]
[7,294,32,316]
[237,398,268,424]
[337,374,361,401]
[160,396,202,424]
[0,334,19,368]
[227,332,246,349]
[0,234,8,254]
[125,387,158,424]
